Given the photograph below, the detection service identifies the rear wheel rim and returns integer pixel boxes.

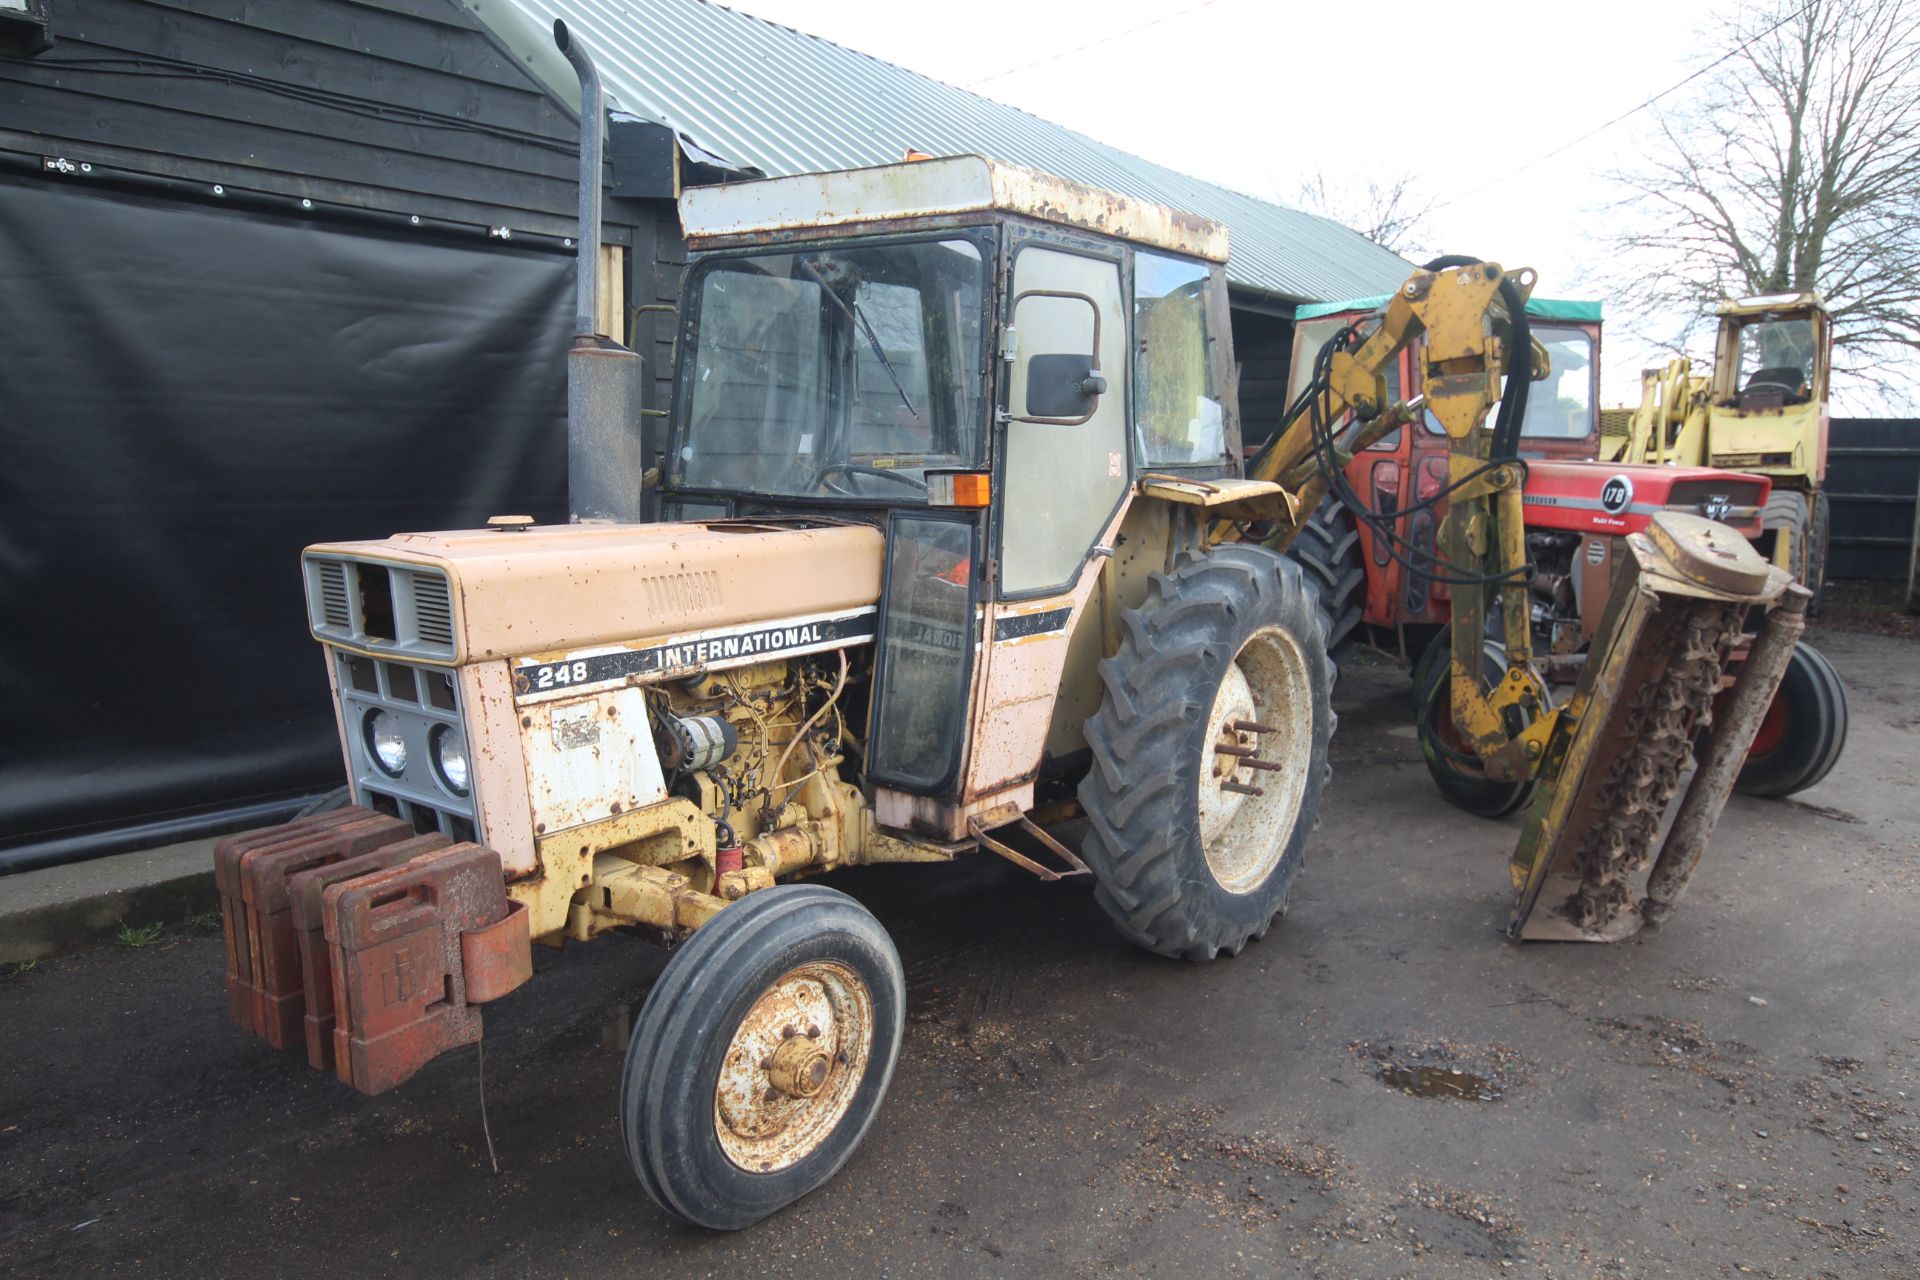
[1747,685,1791,758]
[1197,625,1313,894]
[713,960,874,1174]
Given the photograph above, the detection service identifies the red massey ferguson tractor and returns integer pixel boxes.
[1270,294,1848,816]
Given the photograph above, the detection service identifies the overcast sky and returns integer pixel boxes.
[716,0,1753,407]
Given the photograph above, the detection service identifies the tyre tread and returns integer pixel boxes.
[1286,503,1366,652]
[1075,546,1334,961]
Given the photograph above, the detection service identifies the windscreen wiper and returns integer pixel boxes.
[799,259,918,419]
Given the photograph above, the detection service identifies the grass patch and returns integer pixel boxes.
[7,959,41,978]
[115,922,166,948]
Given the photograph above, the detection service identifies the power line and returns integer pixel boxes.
[964,0,1228,86]
[1430,0,1820,212]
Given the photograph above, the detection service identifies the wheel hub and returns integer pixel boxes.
[713,960,873,1173]
[1196,625,1313,894]
[766,1031,832,1099]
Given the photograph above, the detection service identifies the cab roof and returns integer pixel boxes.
[678,155,1230,263]
[1717,291,1826,316]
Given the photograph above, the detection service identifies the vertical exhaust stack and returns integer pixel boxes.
[555,19,647,523]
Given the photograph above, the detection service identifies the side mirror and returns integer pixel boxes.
[1025,355,1107,417]
[1008,289,1104,425]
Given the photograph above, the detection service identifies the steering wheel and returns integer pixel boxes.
[812,462,929,497]
[1746,378,1800,396]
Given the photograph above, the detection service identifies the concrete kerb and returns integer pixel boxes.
[0,838,221,966]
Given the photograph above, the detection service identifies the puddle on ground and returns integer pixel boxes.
[1377,1064,1503,1101]
[1353,1038,1523,1101]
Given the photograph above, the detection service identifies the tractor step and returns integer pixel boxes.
[967,810,1090,881]
[1507,514,1807,942]
[213,809,531,1093]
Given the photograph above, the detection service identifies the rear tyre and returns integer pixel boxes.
[1286,503,1366,653]
[1413,630,1537,819]
[1735,641,1848,799]
[621,885,904,1230]
[1077,546,1334,961]
[1762,489,1814,597]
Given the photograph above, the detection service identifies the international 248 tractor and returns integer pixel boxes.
[212,24,1813,1231]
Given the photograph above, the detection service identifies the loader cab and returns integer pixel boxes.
[1712,294,1828,410]
[660,156,1237,836]
[1705,292,1830,484]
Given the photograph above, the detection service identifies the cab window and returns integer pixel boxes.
[1518,327,1596,439]
[1419,323,1594,439]
[1134,252,1224,466]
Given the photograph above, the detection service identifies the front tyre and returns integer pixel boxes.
[620,885,904,1230]
[1077,546,1334,961]
[1413,630,1537,819]
[1806,489,1830,616]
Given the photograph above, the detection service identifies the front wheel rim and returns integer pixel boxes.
[713,960,874,1173]
[1197,625,1313,894]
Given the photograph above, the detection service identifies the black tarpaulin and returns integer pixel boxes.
[0,176,572,857]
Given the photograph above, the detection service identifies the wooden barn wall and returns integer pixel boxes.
[0,0,690,858]
[0,0,599,239]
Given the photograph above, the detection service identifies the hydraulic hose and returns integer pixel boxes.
[1281,256,1537,588]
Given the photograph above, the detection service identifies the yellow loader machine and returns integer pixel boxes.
[1602,291,1833,606]
[210,24,1802,1230]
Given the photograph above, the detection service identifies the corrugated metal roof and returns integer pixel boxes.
[474,0,1411,305]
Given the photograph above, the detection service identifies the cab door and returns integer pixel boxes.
[914,241,1127,816]
[996,243,1130,598]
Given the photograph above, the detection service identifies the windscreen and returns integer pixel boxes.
[1733,316,1816,402]
[672,237,987,501]
[1518,326,1596,439]
[1422,324,1595,440]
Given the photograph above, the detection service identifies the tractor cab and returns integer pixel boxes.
[657,155,1247,837]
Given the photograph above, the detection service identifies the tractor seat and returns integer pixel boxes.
[1740,365,1808,409]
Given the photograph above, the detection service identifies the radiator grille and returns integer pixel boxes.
[410,573,454,646]
[305,555,457,661]
[317,561,351,628]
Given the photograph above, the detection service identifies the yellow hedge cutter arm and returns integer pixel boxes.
[1224,259,1810,941]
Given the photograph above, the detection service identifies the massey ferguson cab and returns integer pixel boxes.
[213,24,1809,1230]
[1279,295,1605,651]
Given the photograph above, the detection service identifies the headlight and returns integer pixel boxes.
[431,725,470,796]
[365,709,407,776]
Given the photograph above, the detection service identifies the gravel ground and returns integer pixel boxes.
[1,623,1914,1279]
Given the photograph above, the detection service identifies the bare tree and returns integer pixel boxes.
[1606,0,1920,396]
[1294,170,1434,260]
